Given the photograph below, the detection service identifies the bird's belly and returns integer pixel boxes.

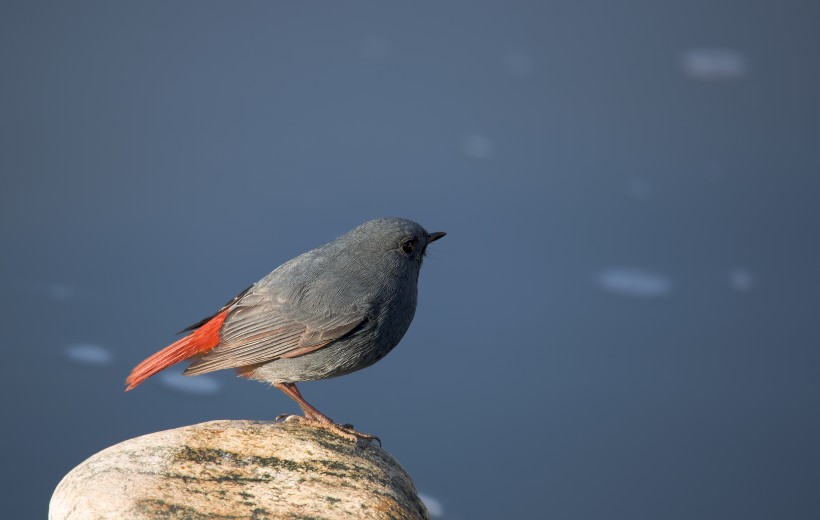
[249,329,399,384]
[248,295,417,384]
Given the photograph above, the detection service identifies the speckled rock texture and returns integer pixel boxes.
[49,420,429,520]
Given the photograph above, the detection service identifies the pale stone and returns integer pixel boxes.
[50,420,429,519]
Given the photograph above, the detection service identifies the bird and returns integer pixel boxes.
[125,217,445,441]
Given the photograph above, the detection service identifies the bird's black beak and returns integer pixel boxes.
[427,231,446,243]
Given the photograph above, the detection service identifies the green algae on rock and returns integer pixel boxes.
[49,420,429,520]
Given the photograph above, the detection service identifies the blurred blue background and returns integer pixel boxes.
[2,1,819,518]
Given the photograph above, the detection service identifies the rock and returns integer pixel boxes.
[49,420,429,519]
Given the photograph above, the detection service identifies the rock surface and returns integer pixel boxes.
[50,420,429,519]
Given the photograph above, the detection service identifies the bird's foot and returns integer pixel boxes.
[275,413,302,423]
[310,420,381,447]
[280,414,380,446]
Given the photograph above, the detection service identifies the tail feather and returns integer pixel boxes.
[125,309,229,391]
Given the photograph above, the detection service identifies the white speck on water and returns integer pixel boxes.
[24,281,76,301]
[625,178,652,200]
[65,343,113,366]
[597,268,673,298]
[158,372,221,396]
[729,268,755,292]
[418,493,445,518]
[361,36,389,61]
[681,48,747,81]
[462,135,494,160]
[505,52,534,78]
[47,284,76,301]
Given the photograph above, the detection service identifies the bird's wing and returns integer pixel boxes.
[182,289,365,375]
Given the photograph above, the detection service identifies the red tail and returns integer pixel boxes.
[125,309,229,391]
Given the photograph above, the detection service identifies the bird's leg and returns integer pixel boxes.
[274,382,380,445]
[274,382,331,423]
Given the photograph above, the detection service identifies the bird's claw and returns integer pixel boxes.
[297,419,381,447]
[274,412,380,446]
[337,424,381,447]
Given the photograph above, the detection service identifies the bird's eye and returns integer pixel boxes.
[401,240,416,255]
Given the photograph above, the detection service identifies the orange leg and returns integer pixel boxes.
[273,382,380,445]
[274,382,333,424]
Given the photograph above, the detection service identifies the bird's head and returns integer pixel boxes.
[344,217,446,279]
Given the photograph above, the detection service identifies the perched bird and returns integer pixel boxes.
[126,218,445,440]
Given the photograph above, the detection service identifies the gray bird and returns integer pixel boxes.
[126,218,445,440]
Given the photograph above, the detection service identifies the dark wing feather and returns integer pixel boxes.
[182,289,365,375]
[176,285,254,334]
